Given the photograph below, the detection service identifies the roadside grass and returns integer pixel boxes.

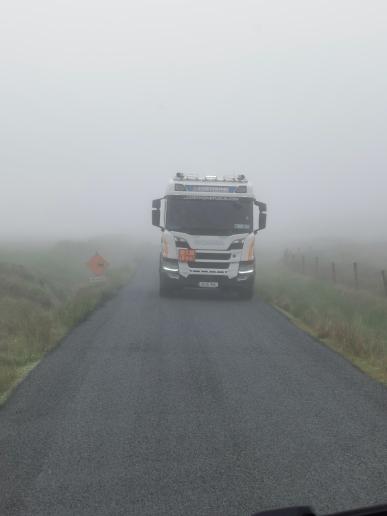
[256,264,387,384]
[0,240,135,404]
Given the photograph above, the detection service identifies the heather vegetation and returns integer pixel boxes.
[256,250,387,384]
[0,237,135,402]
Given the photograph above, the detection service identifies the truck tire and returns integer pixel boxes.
[159,273,173,297]
[239,286,254,300]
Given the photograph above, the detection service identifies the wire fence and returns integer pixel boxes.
[283,250,387,298]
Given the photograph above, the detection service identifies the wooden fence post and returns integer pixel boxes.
[331,262,337,284]
[381,270,387,297]
[353,262,359,290]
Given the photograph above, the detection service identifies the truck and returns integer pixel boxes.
[152,173,267,299]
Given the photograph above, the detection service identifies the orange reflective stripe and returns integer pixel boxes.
[247,240,255,261]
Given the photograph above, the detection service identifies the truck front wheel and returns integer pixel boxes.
[159,273,174,297]
[239,286,254,300]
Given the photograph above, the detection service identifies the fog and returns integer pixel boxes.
[1,0,386,246]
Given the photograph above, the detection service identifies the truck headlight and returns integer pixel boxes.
[238,261,255,275]
[162,258,179,273]
[174,237,190,249]
[229,238,245,250]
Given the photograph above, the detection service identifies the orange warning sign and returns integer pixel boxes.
[178,248,196,262]
[87,253,109,276]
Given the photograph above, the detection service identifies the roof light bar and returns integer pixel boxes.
[173,173,248,183]
[235,185,247,193]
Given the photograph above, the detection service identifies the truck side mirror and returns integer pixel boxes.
[254,200,267,233]
[152,209,161,227]
[152,198,164,228]
[259,211,267,230]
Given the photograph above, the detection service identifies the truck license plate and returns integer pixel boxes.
[198,281,219,288]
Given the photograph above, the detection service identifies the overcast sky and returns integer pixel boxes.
[1,0,386,245]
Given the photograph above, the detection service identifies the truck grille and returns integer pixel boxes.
[195,252,231,260]
[188,262,230,270]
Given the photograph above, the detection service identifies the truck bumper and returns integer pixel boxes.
[160,268,255,292]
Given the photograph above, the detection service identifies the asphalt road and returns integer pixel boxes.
[1,262,387,516]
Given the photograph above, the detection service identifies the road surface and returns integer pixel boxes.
[1,262,387,515]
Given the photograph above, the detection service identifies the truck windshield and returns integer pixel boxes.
[166,197,253,235]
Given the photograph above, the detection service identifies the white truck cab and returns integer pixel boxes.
[152,173,267,298]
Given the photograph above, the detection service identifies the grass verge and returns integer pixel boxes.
[0,243,134,404]
[256,264,387,385]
